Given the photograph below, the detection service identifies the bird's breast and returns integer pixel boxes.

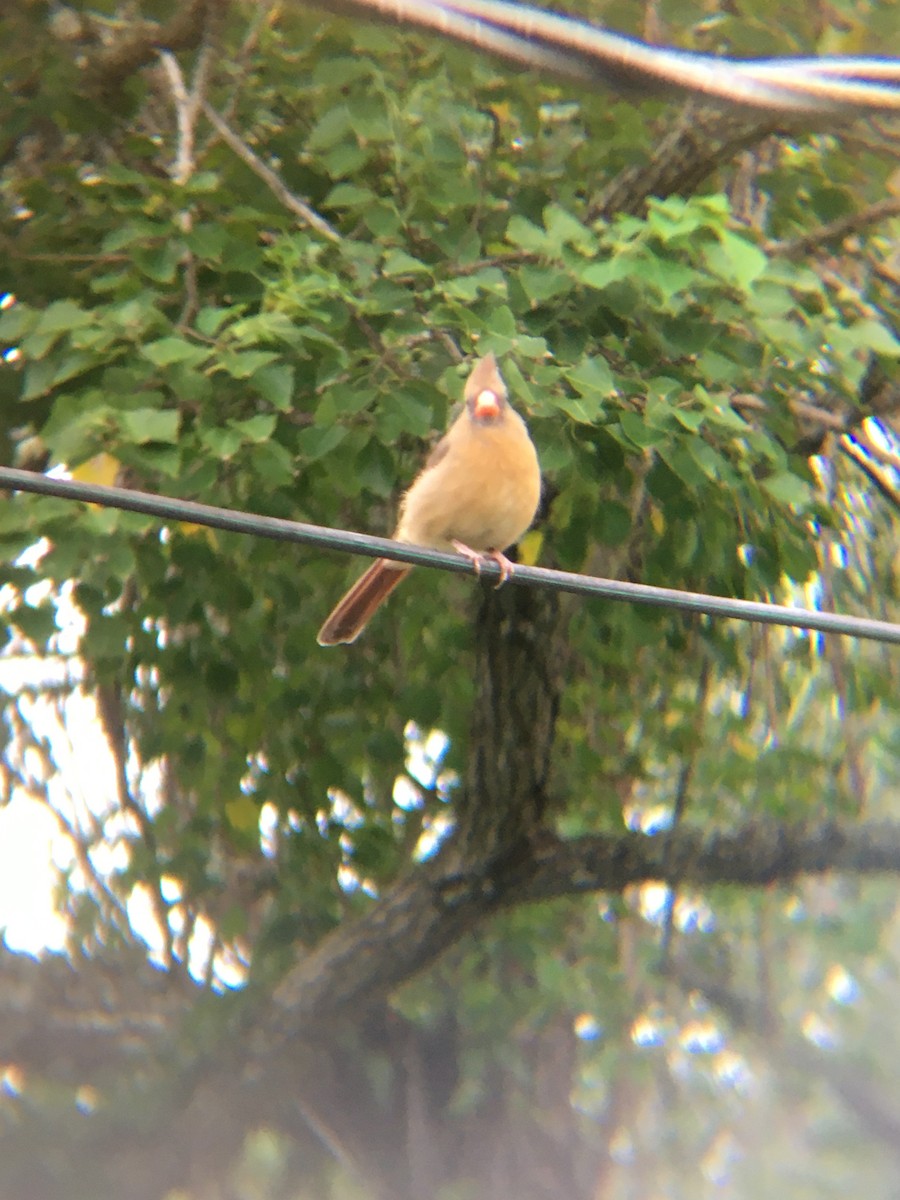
[396,414,540,551]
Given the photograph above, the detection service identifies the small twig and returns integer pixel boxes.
[790,398,850,431]
[159,43,215,325]
[2,250,130,265]
[49,799,135,942]
[840,435,900,509]
[767,196,900,259]
[160,52,197,185]
[95,680,175,969]
[658,654,711,968]
[201,0,279,138]
[850,424,900,474]
[730,391,850,430]
[201,101,341,242]
[818,266,889,322]
[815,492,868,806]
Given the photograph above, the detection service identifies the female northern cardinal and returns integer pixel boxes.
[317,353,541,645]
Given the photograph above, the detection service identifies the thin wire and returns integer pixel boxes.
[316,0,900,115]
[3,465,900,646]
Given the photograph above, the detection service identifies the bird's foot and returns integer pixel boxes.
[451,541,515,588]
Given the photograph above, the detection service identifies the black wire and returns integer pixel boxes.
[3,465,900,646]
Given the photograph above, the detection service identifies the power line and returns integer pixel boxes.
[318,0,900,115]
[2,465,900,646]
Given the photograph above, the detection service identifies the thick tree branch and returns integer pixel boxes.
[4,815,900,1195]
[506,818,900,904]
[593,107,782,219]
[8,818,899,1066]
[78,0,214,99]
[272,817,900,1030]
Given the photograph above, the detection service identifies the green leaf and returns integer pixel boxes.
[218,350,280,379]
[185,223,227,261]
[142,338,209,368]
[505,215,547,253]
[697,349,744,385]
[324,183,373,209]
[566,357,615,400]
[619,410,664,449]
[672,408,705,432]
[12,603,59,646]
[35,299,93,336]
[226,795,260,833]
[484,306,517,338]
[0,301,36,341]
[595,501,632,546]
[202,425,244,459]
[20,358,51,401]
[251,364,295,411]
[250,440,295,488]
[643,257,697,303]
[183,171,221,195]
[760,471,813,507]
[297,423,348,461]
[381,250,429,276]
[308,106,354,151]
[704,231,768,290]
[543,204,596,254]
[377,390,433,441]
[658,442,706,488]
[118,408,180,444]
[443,268,507,301]
[518,265,571,303]
[557,394,604,424]
[232,414,277,443]
[133,243,182,284]
[321,142,368,178]
[846,319,900,356]
[645,195,708,240]
[580,256,633,290]
[363,203,402,238]
[685,438,727,480]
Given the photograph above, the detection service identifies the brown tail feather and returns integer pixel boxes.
[317,559,411,646]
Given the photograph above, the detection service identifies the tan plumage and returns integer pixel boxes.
[317,353,541,646]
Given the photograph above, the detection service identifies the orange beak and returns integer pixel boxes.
[473,388,501,419]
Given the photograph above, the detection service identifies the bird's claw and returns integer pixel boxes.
[452,541,515,589]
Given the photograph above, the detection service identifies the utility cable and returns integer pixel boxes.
[316,0,900,115]
[2,465,899,646]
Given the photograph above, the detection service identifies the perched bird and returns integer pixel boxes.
[317,353,541,645]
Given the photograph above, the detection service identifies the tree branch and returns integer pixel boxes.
[9,818,898,1060]
[767,196,900,259]
[272,817,900,1029]
[509,819,900,905]
[201,100,341,241]
[79,0,214,99]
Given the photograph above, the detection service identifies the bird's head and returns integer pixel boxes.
[464,352,508,425]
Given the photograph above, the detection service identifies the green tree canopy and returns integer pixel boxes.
[1,1,900,1197]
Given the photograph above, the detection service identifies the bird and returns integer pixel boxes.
[317,352,541,645]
